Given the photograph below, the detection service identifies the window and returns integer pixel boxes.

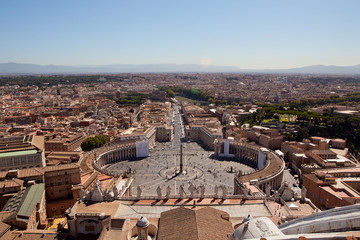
[85,225,95,232]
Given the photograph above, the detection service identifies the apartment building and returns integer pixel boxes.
[240,125,284,150]
[303,168,360,209]
[45,133,85,152]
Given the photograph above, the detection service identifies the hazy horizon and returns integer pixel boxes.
[1,0,360,69]
[1,62,360,70]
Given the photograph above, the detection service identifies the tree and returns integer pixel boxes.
[81,135,107,151]
[166,89,175,98]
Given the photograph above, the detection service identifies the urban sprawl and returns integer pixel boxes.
[0,73,360,239]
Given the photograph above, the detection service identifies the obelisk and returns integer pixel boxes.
[180,143,183,173]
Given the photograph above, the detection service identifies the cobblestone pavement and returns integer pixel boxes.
[107,141,254,196]
[107,105,254,196]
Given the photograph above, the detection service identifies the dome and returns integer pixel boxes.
[136,216,150,228]
[228,217,284,240]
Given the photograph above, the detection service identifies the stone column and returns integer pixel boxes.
[180,143,183,173]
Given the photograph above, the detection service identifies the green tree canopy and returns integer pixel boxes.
[81,135,107,151]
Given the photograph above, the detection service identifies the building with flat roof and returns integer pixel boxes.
[303,168,360,209]
[184,125,222,150]
[240,125,284,150]
[182,102,223,150]
[281,139,355,176]
[45,133,85,152]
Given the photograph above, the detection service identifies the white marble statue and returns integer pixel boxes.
[188,184,195,198]
[266,185,271,197]
[301,186,307,200]
[137,186,142,198]
[274,190,280,201]
[166,186,171,199]
[157,186,162,199]
[78,189,84,201]
[90,181,104,202]
[243,186,250,197]
[200,185,205,199]
[222,186,227,199]
[179,185,185,199]
[113,185,119,198]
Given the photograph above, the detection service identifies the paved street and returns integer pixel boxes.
[107,104,254,196]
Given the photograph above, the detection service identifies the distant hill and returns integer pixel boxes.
[0,63,241,74]
[0,62,360,75]
[265,64,360,75]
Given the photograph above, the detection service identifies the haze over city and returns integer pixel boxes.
[1,0,360,69]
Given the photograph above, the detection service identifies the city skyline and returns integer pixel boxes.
[1,0,360,69]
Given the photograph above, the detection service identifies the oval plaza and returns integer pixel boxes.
[89,102,285,197]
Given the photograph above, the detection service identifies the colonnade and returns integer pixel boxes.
[94,143,137,169]
[214,140,285,195]
[258,169,284,192]
[230,144,259,167]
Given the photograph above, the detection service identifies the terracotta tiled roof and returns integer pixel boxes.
[157,206,233,240]
[0,211,11,237]
[0,179,24,188]
[304,173,322,184]
[17,168,44,178]
[44,163,80,173]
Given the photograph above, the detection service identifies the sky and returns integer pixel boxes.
[0,0,360,69]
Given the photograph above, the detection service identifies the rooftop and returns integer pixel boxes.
[3,183,45,225]
[72,199,271,220]
[157,206,234,240]
[17,183,45,218]
[0,149,37,158]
